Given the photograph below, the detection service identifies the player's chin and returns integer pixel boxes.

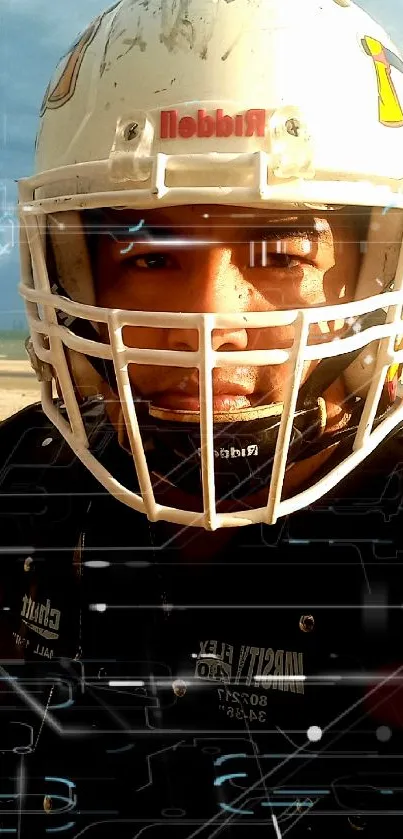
[150,472,267,518]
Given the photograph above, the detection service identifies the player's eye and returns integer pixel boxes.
[128,252,173,270]
[247,243,307,270]
[263,253,303,269]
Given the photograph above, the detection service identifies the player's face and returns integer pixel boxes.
[94,205,361,411]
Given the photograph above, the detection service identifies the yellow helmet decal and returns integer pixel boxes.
[362,36,403,127]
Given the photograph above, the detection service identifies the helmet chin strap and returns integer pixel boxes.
[124,397,327,501]
[123,293,391,500]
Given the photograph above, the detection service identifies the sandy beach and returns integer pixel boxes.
[0,359,41,422]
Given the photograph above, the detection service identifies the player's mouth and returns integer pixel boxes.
[151,391,257,412]
[147,378,271,416]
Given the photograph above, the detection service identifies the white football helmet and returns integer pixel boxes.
[18,0,403,530]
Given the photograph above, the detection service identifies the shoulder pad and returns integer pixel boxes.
[0,399,106,548]
[0,397,110,472]
[0,400,79,475]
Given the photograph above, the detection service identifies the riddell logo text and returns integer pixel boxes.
[160,109,266,139]
[197,444,259,459]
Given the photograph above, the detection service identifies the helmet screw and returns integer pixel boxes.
[124,122,139,141]
[285,118,301,137]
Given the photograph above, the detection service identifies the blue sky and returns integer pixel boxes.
[0,0,402,329]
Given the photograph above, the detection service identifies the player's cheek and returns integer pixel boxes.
[122,325,164,350]
[298,265,329,306]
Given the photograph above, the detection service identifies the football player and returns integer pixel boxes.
[1,0,403,834]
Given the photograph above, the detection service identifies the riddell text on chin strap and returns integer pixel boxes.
[131,399,325,501]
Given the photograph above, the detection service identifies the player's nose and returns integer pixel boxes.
[167,246,251,352]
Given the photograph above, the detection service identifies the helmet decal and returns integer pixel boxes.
[39,4,119,116]
[361,36,403,127]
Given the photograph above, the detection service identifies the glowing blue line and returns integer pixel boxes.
[46,823,76,833]
[120,243,135,254]
[261,801,312,807]
[382,203,399,215]
[214,753,248,766]
[45,778,76,789]
[120,219,145,254]
[128,220,145,232]
[219,802,254,815]
[214,772,247,787]
[273,789,330,794]
[288,539,310,544]
[50,699,75,710]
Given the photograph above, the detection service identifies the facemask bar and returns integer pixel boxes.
[21,143,403,210]
[18,189,403,530]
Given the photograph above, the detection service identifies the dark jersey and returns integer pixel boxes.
[1,399,403,837]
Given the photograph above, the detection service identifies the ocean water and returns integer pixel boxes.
[0,331,29,361]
